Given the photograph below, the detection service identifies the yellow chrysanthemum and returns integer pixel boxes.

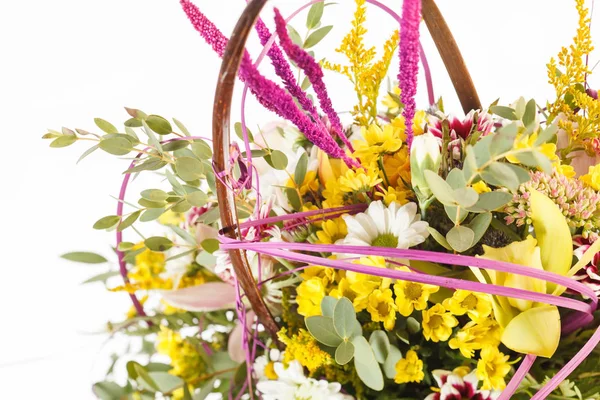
[347,256,391,311]
[443,290,492,322]
[287,170,319,196]
[301,262,339,288]
[449,319,502,359]
[375,185,410,206]
[278,328,331,373]
[316,218,348,244]
[329,277,358,304]
[555,163,576,178]
[413,110,427,136]
[296,276,326,317]
[156,326,205,383]
[338,168,382,193]
[394,269,439,316]
[367,288,397,331]
[383,86,402,115]
[394,350,424,384]
[422,303,458,342]
[472,181,491,194]
[322,180,345,208]
[476,346,511,391]
[353,123,403,162]
[580,164,600,190]
[506,132,558,164]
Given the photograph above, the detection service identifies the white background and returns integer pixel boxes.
[0,0,598,398]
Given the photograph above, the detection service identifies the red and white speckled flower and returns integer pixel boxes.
[573,235,600,297]
[425,369,499,400]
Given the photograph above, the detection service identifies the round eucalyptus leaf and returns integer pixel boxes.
[369,331,390,364]
[186,190,208,207]
[93,215,121,230]
[118,210,141,232]
[175,157,204,182]
[144,237,173,252]
[335,341,355,365]
[333,297,357,340]
[141,189,169,202]
[146,115,172,135]
[446,225,475,253]
[268,150,288,170]
[99,137,133,156]
[140,208,165,222]
[305,316,343,347]
[162,140,191,152]
[320,296,337,318]
[50,135,77,148]
[352,335,384,391]
[382,346,403,379]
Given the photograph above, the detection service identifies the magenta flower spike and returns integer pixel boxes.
[273,8,354,151]
[398,0,422,149]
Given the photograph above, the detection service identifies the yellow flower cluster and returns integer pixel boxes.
[322,0,398,126]
[278,328,331,374]
[394,350,424,384]
[547,0,599,150]
[580,164,600,190]
[156,326,205,383]
[128,245,173,291]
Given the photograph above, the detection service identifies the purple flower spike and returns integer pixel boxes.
[398,0,422,149]
[180,0,228,57]
[273,8,354,152]
[254,19,320,119]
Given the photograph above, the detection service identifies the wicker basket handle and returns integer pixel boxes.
[212,0,481,339]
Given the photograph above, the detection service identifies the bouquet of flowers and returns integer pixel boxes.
[46,0,600,399]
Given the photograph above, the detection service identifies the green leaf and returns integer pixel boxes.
[287,25,303,47]
[468,191,513,212]
[490,105,518,120]
[93,215,121,230]
[192,140,213,160]
[201,238,220,254]
[352,335,384,391]
[446,225,475,252]
[284,187,302,210]
[304,25,333,48]
[321,296,337,317]
[522,99,537,127]
[141,189,169,202]
[140,208,165,222]
[142,120,163,152]
[146,115,172,135]
[490,123,518,156]
[94,118,118,134]
[453,187,479,208]
[124,117,142,128]
[468,212,492,245]
[124,158,167,174]
[170,225,197,245]
[333,297,357,339]
[233,123,254,142]
[383,346,403,379]
[504,163,531,185]
[82,271,120,284]
[144,237,173,252]
[138,198,166,209]
[335,341,355,365]
[99,136,133,156]
[148,372,184,393]
[306,2,325,29]
[186,190,208,207]
[50,135,77,148]
[133,363,160,391]
[162,140,191,152]
[444,204,468,225]
[481,162,520,191]
[92,381,129,400]
[294,152,309,186]
[176,157,204,182]
[535,123,558,146]
[265,150,288,170]
[118,210,141,232]
[305,315,343,347]
[406,317,421,334]
[301,76,312,90]
[61,252,107,264]
[423,170,456,206]
[369,331,390,364]
[446,168,466,189]
[472,135,493,168]
[118,242,135,251]
[427,227,453,251]
[172,200,192,213]
[125,107,147,119]
[77,144,99,164]
[173,118,191,136]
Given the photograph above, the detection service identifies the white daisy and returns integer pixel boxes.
[342,201,429,249]
[256,359,353,400]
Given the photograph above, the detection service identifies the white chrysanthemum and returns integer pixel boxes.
[342,201,429,249]
[253,349,283,382]
[256,360,353,400]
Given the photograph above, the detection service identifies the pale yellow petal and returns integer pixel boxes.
[501,305,560,358]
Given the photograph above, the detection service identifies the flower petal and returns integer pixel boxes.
[161,282,237,311]
[501,305,560,358]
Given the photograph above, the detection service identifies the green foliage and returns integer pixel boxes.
[61,251,107,264]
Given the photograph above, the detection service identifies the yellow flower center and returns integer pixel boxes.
[428,314,443,329]
[461,294,478,310]
[377,302,391,316]
[264,361,278,380]
[405,283,423,300]
[372,233,399,248]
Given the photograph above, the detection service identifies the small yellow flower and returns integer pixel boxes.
[158,210,185,226]
[322,180,345,208]
[394,350,424,384]
[264,361,278,380]
[381,147,410,186]
[476,346,511,391]
[413,110,427,136]
[296,277,326,317]
[580,164,600,190]
[156,326,205,383]
[422,304,458,342]
[394,270,439,316]
[353,123,403,162]
[316,218,348,244]
[449,319,502,359]
[506,132,558,164]
[472,181,491,194]
[287,170,319,196]
[278,328,331,373]
[376,185,410,206]
[443,290,492,322]
[367,288,398,331]
[348,256,392,311]
[555,163,576,178]
[338,168,382,193]
[128,244,172,290]
[383,86,402,115]
[302,263,338,288]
